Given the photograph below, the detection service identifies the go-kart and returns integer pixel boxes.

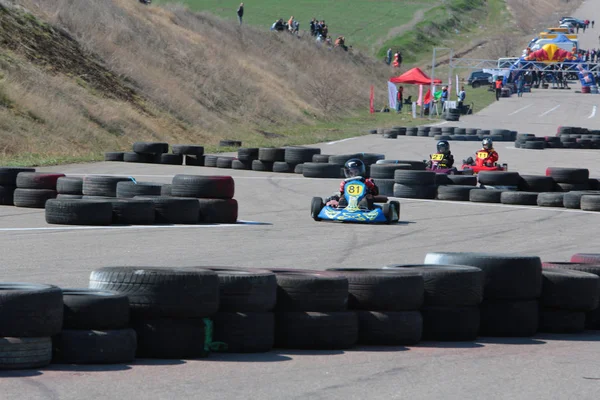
[425,153,458,175]
[461,151,508,174]
[311,178,399,224]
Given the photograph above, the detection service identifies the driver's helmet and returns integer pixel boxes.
[437,140,450,154]
[343,158,366,178]
[482,137,493,150]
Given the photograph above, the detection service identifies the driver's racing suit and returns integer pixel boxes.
[326,177,379,207]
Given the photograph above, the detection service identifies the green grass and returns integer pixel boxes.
[155,0,438,53]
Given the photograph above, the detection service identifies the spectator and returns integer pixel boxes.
[396,86,404,113]
[288,16,294,32]
[237,3,244,25]
[495,77,503,101]
[386,48,392,65]
[397,51,403,68]
[457,86,466,108]
[392,52,400,68]
[516,75,524,97]
[310,18,317,36]
[440,86,448,109]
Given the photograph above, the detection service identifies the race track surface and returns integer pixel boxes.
[2,7,600,399]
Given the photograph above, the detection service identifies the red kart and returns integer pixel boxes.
[461,150,507,174]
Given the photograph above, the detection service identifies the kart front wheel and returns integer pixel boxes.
[311,197,324,221]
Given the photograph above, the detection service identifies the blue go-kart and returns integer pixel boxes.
[311,178,400,224]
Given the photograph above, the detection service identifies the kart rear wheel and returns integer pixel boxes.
[383,202,399,224]
[389,201,400,223]
[311,197,324,221]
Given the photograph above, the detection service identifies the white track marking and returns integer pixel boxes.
[427,121,448,127]
[588,105,597,119]
[326,137,358,145]
[508,104,533,116]
[0,220,266,232]
[539,104,561,117]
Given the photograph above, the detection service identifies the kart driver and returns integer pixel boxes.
[325,159,379,208]
[463,137,499,167]
[427,140,454,168]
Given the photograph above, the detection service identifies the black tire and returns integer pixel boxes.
[16,172,65,190]
[581,195,600,211]
[570,254,600,264]
[56,177,83,195]
[518,175,555,192]
[0,283,63,337]
[424,252,542,300]
[393,170,436,185]
[0,337,52,370]
[82,175,132,197]
[311,196,323,221]
[62,288,130,330]
[382,201,399,223]
[356,311,422,345]
[540,268,599,310]
[392,184,436,199]
[212,312,274,353]
[312,154,331,163]
[185,155,204,166]
[207,268,277,312]
[172,145,204,156]
[328,154,364,165]
[302,163,343,178]
[500,191,539,206]
[274,311,358,350]
[132,142,168,154]
[546,167,589,184]
[13,188,57,208]
[204,155,219,168]
[447,175,477,186]
[56,194,83,200]
[160,154,183,165]
[89,267,219,318]
[563,191,600,209]
[133,196,200,224]
[216,157,234,169]
[108,199,156,225]
[421,306,480,341]
[116,181,163,198]
[383,132,398,139]
[362,153,386,165]
[0,167,36,185]
[132,318,208,359]
[197,198,238,223]
[376,160,426,170]
[477,171,521,186]
[294,164,304,174]
[0,185,15,205]
[123,152,158,163]
[383,265,484,306]
[435,174,453,185]
[232,160,252,170]
[171,175,235,199]
[258,148,285,162]
[326,269,424,311]
[45,199,114,225]
[479,299,539,337]
[270,270,349,312]
[284,147,321,164]
[52,329,137,364]
[237,147,259,162]
[251,160,273,172]
[469,188,503,203]
[376,179,395,196]
[556,182,590,192]
[219,140,242,147]
[523,141,546,150]
[538,309,586,334]
[437,185,482,201]
[272,161,295,173]
[537,192,565,207]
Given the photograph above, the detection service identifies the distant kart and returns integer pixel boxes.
[311,178,399,224]
[461,151,508,174]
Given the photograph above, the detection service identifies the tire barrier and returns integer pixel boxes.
[380,127,517,142]
[513,126,600,150]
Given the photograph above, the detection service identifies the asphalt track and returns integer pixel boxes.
[3,8,600,400]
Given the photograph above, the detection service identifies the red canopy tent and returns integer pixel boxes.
[389,67,441,85]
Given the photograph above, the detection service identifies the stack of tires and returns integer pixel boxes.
[275,147,321,174]
[118,142,170,164]
[233,148,258,170]
[209,268,277,353]
[542,258,600,330]
[0,167,35,205]
[514,134,546,150]
[535,268,599,333]
[326,269,424,346]
[417,126,430,137]
[270,270,358,350]
[83,175,132,199]
[0,283,63,370]
[53,289,137,364]
[173,145,204,166]
[368,162,411,196]
[89,267,219,359]
[444,108,460,122]
[393,170,437,199]
[546,167,590,192]
[253,148,285,172]
[170,174,237,223]
[14,172,65,208]
[424,253,543,337]
[56,177,84,199]
[384,265,484,341]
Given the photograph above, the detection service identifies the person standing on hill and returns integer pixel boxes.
[237,3,244,25]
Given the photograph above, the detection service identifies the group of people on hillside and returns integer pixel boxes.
[270,16,300,34]
[386,48,403,68]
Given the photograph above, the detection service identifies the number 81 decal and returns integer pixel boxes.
[346,184,364,196]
